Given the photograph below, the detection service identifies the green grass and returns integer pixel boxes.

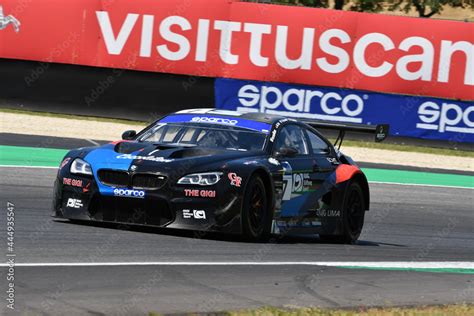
[149,304,474,316]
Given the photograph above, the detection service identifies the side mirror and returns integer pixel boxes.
[275,146,298,158]
[122,130,137,140]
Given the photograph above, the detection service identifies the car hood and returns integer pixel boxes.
[83,141,262,175]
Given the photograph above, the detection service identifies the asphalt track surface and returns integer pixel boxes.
[0,167,473,315]
[0,134,473,315]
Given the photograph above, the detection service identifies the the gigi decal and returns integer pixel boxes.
[0,5,20,33]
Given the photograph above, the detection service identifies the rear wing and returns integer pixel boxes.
[302,120,389,149]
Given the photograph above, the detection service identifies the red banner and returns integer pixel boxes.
[0,0,473,100]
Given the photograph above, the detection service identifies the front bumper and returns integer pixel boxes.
[52,173,243,234]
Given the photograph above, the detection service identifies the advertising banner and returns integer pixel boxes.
[215,78,474,143]
[0,0,473,100]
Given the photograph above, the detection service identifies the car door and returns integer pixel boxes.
[272,124,315,217]
[302,126,340,215]
[304,127,338,186]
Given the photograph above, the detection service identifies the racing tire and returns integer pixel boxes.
[241,175,271,241]
[320,181,365,244]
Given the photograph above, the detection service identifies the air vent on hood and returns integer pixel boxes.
[169,148,215,158]
[114,142,148,154]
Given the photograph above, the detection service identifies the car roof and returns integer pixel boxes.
[172,108,286,124]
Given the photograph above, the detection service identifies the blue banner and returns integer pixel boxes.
[215,78,474,143]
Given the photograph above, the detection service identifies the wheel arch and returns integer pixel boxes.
[350,172,370,211]
[249,168,275,217]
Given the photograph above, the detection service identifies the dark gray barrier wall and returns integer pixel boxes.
[0,58,213,121]
[1,58,470,150]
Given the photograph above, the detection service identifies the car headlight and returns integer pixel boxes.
[177,172,222,186]
[70,158,92,175]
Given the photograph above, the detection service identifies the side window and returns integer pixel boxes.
[306,129,329,154]
[274,124,309,155]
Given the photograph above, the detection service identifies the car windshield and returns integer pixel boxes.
[138,122,267,151]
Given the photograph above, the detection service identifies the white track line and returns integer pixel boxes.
[1,261,473,269]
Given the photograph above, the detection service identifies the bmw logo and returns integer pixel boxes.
[130,165,137,171]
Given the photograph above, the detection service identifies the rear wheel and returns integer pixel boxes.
[242,175,270,241]
[320,181,365,244]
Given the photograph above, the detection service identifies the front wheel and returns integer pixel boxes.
[241,175,271,241]
[320,181,366,244]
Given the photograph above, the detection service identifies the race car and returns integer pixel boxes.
[52,108,388,243]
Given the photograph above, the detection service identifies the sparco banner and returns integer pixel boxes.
[0,0,473,100]
[215,78,474,143]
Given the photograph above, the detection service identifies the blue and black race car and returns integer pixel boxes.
[53,109,388,243]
